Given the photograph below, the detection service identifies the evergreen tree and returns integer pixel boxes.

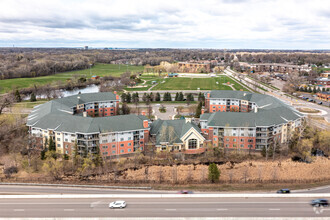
[48,138,56,152]
[121,103,130,115]
[208,163,220,183]
[187,93,194,102]
[30,92,37,102]
[198,92,205,102]
[156,92,161,101]
[126,93,131,103]
[195,101,202,118]
[142,93,148,102]
[121,93,127,103]
[175,92,179,101]
[14,89,21,102]
[149,92,154,102]
[179,92,184,101]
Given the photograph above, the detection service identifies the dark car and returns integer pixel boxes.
[310,199,329,207]
[177,190,193,194]
[317,101,323,105]
[277,189,290,194]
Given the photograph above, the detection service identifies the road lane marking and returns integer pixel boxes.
[217,209,228,211]
[165,209,177,211]
[64,209,75,211]
[269,209,281,211]
[13,209,24,212]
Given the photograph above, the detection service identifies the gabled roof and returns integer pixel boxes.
[150,119,202,145]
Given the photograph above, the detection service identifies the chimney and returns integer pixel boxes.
[83,111,87,117]
[207,93,210,98]
[254,107,258,113]
[201,107,205,114]
[143,120,148,128]
[243,93,246,96]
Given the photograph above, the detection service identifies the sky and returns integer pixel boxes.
[0,0,329,49]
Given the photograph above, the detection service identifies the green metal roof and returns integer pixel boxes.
[202,90,304,127]
[27,92,148,134]
[150,119,202,145]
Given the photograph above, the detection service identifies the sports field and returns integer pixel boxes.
[0,63,144,94]
[151,76,248,91]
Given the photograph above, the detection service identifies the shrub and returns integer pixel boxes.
[4,166,18,178]
[208,163,220,183]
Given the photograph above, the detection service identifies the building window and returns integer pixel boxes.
[240,144,244,148]
[57,144,60,147]
[112,150,116,154]
[65,150,68,154]
[120,144,124,147]
[226,138,229,141]
[248,139,253,143]
[225,144,229,147]
[65,145,68,149]
[57,138,60,141]
[240,139,244,142]
[128,143,131,146]
[120,150,124,153]
[214,138,217,141]
[248,144,253,148]
[112,145,115,148]
[128,149,131,152]
[188,139,197,149]
[233,138,236,142]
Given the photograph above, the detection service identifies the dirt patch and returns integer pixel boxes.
[297,107,320,113]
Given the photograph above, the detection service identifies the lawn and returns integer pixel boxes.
[151,77,249,91]
[0,63,144,94]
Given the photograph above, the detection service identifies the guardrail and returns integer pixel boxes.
[0,182,152,190]
[0,193,329,199]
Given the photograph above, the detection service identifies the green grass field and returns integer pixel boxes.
[0,63,144,94]
[151,77,248,91]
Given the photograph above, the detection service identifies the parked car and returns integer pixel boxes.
[109,201,126,209]
[277,189,290,194]
[308,99,314,102]
[317,101,323,105]
[310,199,329,207]
[177,190,193,194]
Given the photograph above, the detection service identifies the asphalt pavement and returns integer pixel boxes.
[0,197,329,218]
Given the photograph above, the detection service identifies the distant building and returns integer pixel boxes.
[313,78,330,88]
[317,91,330,101]
[178,61,211,73]
[320,72,330,79]
[84,46,88,50]
[241,63,311,74]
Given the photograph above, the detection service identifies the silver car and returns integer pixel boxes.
[109,200,126,209]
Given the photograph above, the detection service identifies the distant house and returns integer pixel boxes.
[91,75,100,80]
[168,73,179,77]
[317,91,330,101]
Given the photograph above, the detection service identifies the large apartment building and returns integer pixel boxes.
[201,91,304,150]
[27,92,149,158]
[240,62,311,74]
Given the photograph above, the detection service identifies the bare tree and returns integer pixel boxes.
[0,94,13,115]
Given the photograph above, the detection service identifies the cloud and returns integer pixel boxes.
[0,0,329,49]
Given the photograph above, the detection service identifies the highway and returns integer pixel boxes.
[2,184,330,195]
[0,185,166,195]
[0,197,329,218]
